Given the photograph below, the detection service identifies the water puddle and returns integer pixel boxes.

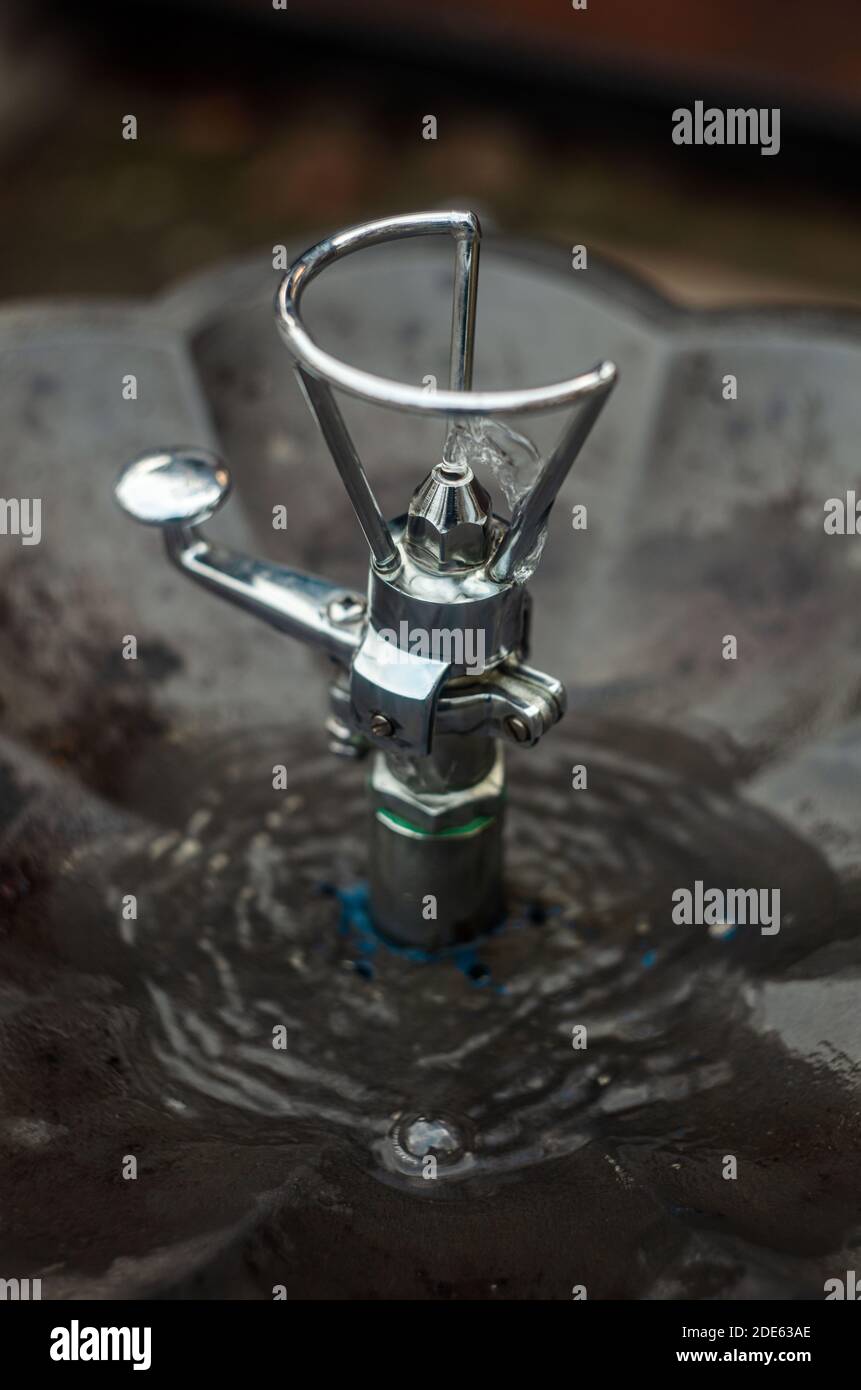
[3,718,857,1296]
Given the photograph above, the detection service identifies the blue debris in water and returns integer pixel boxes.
[321,881,506,990]
[328,882,376,943]
[708,921,738,942]
[451,946,495,989]
[641,948,658,969]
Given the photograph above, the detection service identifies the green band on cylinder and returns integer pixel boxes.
[376,807,496,840]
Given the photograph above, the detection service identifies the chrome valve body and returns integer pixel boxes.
[115,211,616,948]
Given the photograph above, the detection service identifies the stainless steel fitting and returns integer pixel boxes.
[115,211,616,950]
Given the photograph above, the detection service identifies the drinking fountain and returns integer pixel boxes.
[115,212,616,949]
[2,210,861,1300]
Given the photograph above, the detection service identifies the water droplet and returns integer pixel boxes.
[383,1111,476,1179]
[402,1115,462,1160]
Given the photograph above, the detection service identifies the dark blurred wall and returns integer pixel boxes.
[301,0,861,116]
[0,0,859,304]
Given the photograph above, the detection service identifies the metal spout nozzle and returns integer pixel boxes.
[405,462,493,572]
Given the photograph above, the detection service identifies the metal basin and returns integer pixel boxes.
[1,235,860,1299]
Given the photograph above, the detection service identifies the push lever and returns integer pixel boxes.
[115,447,364,663]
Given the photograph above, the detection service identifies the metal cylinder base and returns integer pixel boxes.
[368,737,506,949]
[369,808,505,950]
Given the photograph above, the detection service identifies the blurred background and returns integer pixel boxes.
[0,0,859,306]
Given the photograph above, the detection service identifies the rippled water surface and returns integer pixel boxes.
[5,715,858,1298]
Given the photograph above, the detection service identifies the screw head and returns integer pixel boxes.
[504,715,531,744]
[370,713,395,739]
[327,593,366,626]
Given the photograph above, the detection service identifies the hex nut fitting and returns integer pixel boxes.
[405,462,493,572]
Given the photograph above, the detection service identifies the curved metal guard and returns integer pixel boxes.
[276,209,616,577]
[275,210,613,417]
